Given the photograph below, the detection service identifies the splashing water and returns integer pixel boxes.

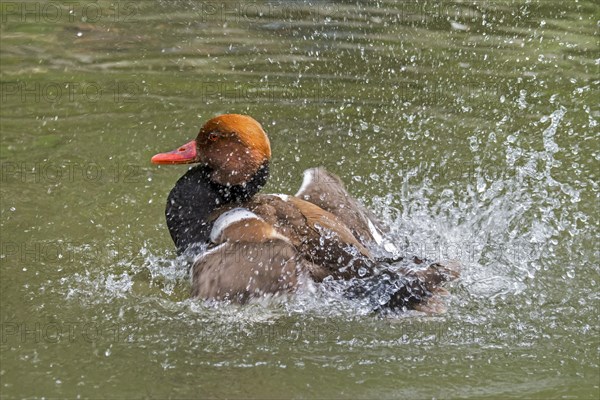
[58,106,591,322]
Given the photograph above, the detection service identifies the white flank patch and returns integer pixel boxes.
[294,168,315,196]
[210,208,262,243]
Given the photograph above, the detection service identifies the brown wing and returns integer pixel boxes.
[191,239,299,303]
[243,194,377,281]
[294,167,388,247]
[191,208,301,303]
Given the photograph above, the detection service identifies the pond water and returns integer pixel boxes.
[1,1,598,398]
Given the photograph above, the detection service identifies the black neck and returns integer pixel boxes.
[165,162,269,254]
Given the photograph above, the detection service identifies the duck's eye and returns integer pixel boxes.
[208,132,219,142]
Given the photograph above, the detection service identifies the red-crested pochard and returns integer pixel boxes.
[152,114,458,311]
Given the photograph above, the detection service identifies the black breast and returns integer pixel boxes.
[165,163,270,254]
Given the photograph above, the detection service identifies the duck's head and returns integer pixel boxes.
[151,114,271,186]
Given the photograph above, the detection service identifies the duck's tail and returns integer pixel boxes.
[345,260,460,314]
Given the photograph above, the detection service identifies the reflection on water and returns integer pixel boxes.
[1,1,598,398]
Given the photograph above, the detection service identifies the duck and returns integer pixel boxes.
[151,114,459,311]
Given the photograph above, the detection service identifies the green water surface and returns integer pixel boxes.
[0,1,598,398]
